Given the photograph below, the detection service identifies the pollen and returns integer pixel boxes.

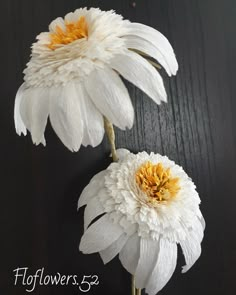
[48,16,88,50]
[135,161,180,203]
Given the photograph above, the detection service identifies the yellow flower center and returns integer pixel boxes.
[135,161,180,203]
[48,16,88,50]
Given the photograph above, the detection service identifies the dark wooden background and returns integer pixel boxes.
[0,0,236,294]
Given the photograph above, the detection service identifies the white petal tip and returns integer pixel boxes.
[169,61,178,76]
[127,119,134,130]
[100,256,109,265]
[79,239,96,255]
[79,245,86,254]
[181,266,189,273]
[115,148,131,161]
[32,137,46,147]
[77,200,84,210]
[79,240,88,254]
[160,89,167,103]
[172,61,179,76]
[16,129,27,137]
[66,145,80,153]
[163,96,168,103]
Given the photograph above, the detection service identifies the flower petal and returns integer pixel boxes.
[199,214,206,231]
[109,50,167,104]
[116,148,131,161]
[49,83,83,152]
[30,87,49,146]
[124,22,178,75]
[14,83,27,136]
[84,67,134,130]
[125,35,172,76]
[146,238,177,295]
[20,87,33,132]
[49,17,66,33]
[135,238,159,289]
[119,233,140,275]
[100,233,129,264]
[180,218,204,273]
[74,83,104,147]
[79,214,124,254]
[78,170,107,209]
[84,197,105,231]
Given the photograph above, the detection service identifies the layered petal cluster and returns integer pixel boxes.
[14,8,178,151]
[78,149,205,295]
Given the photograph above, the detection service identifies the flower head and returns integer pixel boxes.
[78,149,205,295]
[14,8,178,151]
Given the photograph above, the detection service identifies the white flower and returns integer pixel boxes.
[78,149,205,295]
[14,8,178,151]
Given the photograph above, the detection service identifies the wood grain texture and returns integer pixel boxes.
[0,0,236,294]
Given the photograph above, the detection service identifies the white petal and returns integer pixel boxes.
[146,238,177,295]
[49,17,66,33]
[20,87,33,132]
[49,83,83,152]
[100,233,129,264]
[116,148,131,161]
[30,87,49,146]
[78,170,107,209]
[14,83,27,136]
[119,233,140,275]
[65,12,77,23]
[199,214,206,231]
[84,67,134,130]
[180,219,204,273]
[74,83,104,147]
[79,214,124,254]
[135,238,159,289]
[109,50,167,104]
[124,22,178,75]
[125,35,172,76]
[84,197,105,231]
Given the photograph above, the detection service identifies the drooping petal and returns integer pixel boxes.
[125,36,173,76]
[84,196,105,231]
[79,214,124,254]
[135,238,159,289]
[20,87,48,146]
[74,83,104,147]
[30,87,49,146]
[180,218,204,273]
[84,67,134,130]
[146,238,177,295]
[49,83,83,152]
[123,22,178,75]
[119,233,140,275]
[14,83,27,136]
[20,87,33,132]
[100,233,129,264]
[78,170,107,209]
[109,50,167,104]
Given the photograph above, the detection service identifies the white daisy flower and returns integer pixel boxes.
[14,8,178,151]
[78,149,205,295]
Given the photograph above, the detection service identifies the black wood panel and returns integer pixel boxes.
[0,0,236,294]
